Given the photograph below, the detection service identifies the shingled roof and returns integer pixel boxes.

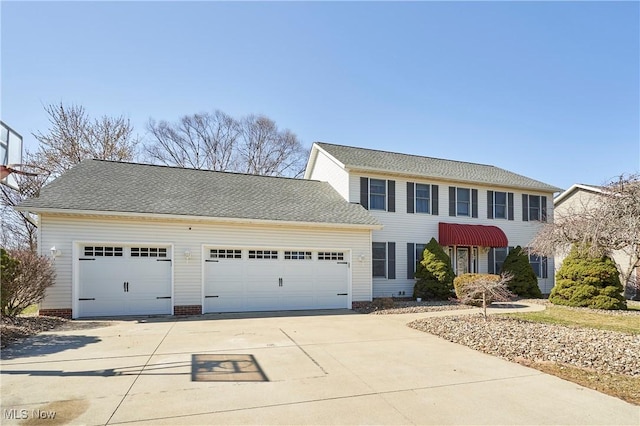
[314,142,561,192]
[18,160,380,227]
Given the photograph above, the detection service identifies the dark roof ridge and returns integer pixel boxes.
[314,141,496,169]
[89,158,318,183]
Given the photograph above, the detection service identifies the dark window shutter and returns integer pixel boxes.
[488,248,495,274]
[449,187,456,216]
[542,256,548,278]
[522,194,529,221]
[406,182,414,214]
[387,242,396,280]
[472,189,478,218]
[487,191,494,219]
[387,180,395,212]
[432,185,439,215]
[541,196,547,222]
[407,243,415,279]
[508,192,514,221]
[360,177,369,210]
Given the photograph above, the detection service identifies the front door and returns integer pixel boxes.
[456,247,470,275]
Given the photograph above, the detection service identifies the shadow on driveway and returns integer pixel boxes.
[1,334,101,360]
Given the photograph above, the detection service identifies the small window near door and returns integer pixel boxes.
[318,252,345,261]
[284,251,312,260]
[210,249,242,259]
[84,246,123,257]
[131,247,168,258]
[248,250,278,259]
[372,242,387,277]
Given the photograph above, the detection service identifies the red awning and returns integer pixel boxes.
[438,223,508,247]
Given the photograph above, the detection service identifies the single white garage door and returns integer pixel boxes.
[78,245,172,317]
[204,248,349,313]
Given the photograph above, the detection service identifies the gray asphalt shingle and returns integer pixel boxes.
[19,160,380,226]
[315,142,561,192]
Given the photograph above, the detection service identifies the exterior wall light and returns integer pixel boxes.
[50,246,62,258]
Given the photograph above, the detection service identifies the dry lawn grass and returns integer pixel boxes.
[506,303,639,405]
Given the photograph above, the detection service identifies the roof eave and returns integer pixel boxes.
[554,183,604,206]
[16,206,383,230]
[345,165,561,194]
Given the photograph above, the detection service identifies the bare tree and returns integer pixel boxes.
[1,248,55,317]
[1,164,50,251]
[531,174,640,295]
[144,111,308,177]
[31,102,138,176]
[145,111,239,170]
[455,273,514,319]
[1,102,139,251]
[237,115,308,177]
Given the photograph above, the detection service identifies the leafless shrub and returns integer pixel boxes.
[1,249,55,317]
[455,273,515,319]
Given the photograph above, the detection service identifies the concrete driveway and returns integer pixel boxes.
[1,308,638,425]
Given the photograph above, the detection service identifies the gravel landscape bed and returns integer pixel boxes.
[1,315,67,348]
[408,314,640,376]
[354,300,474,315]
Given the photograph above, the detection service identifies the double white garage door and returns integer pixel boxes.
[78,244,349,317]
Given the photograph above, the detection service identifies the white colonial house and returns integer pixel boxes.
[18,142,560,318]
[305,143,561,298]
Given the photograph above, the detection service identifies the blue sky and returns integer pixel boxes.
[2,1,638,191]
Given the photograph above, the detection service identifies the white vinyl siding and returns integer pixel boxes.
[347,173,555,296]
[38,215,373,313]
[305,148,350,201]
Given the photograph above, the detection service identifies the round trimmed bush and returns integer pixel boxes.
[549,246,626,310]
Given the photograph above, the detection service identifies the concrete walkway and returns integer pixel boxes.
[1,304,638,425]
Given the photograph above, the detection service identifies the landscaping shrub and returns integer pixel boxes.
[500,246,542,298]
[413,238,455,300]
[371,297,395,310]
[1,249,56,317]
[549,246,626,310]
[454,273,500,306]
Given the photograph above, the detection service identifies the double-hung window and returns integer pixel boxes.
[369,179,386,210]
[373,242,396,279]
[529,253,548,278]
[360,177,395,211]
[415,184,430,214]
[487,191,514,220]
[449,187,478,218]
[522,194,547,222]
[488,247,509,274]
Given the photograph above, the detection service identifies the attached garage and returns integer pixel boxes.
[203,248,348,313]
[77,244,172,317]
[17,159,380,319]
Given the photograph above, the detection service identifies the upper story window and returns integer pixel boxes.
[415,184,430,213]
[360,177,395,212]
[449,187,478,218]
[407,183,439,215]
[369,179,386,210]
[522,194,547,222]
[487,191,514,220]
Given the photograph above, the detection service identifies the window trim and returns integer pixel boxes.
[372,242,387,278]
[415,183,431,214]
[369,178,387,211]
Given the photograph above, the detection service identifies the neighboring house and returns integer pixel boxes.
[17,160,381,318]
[305,143,562,297]
[554,183,639,299]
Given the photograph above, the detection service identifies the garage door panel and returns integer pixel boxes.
[203,248,349,313]
[78,245,172,317]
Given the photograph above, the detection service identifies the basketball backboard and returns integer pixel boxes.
[0,120,24,190]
